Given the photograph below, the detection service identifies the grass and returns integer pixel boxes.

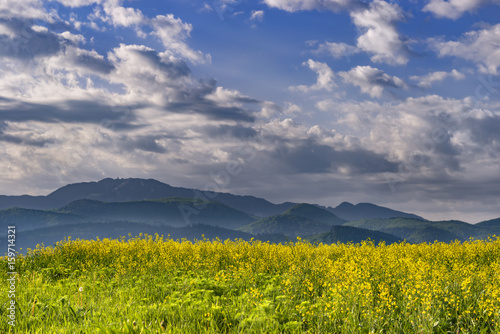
[1,235,500,333]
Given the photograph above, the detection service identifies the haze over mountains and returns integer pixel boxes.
[0,178,499,253]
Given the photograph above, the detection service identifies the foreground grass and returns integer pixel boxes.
[1,235,500,333]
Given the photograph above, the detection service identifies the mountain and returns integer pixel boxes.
[283,204,346,226]
[0,178,295,217]
[343,218,485,243]
[56,197,256,229]
[327,202,423,221]
[239,214,331,238]
[476,217,500,228]
[0,222,288,254]
[306,225,402,245]
[0,208,89,231]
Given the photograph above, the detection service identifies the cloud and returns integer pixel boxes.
[429,23,500,74]
[262,0,361,12]
[250,10,265,21]
[151,14,208,63]
[314,41,358,59]
[289,59,336,92]
[423,0,499,19]
[339,65,405,97]
[268,140,399,174]
[0,0,48,20]
[350,0,409,65]
[0,19,64,59]
[410,69,465,88]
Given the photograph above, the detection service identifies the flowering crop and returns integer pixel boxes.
[1,235,499,333]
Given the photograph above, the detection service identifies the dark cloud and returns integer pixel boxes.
[465,116,500,147]
[0,19,62,59]
[202,124,258,139]
[165,80,258,122]
[0,97,141,129]
[269,139,399,174]
[131,48,191,79]
[71,51,115,74]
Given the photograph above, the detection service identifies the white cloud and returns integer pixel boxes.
[0,0,49,20]
[250,10,265,21]
[102,0,145,27]
[289,59,336,92]
[151,14,207,63]
[339,65,405,97]
[350,0,408,65]
[430,23,500,74]
[56,0,102,7]
[262,0,359,12]
[423,0,499,20]
[410,69,465,88]
[314,41,358,59]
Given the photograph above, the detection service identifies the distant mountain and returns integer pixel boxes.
[283,204,346,226]
[306,225,402,245]
[56,197,256,229]
[0,222,288,254]
[239,213,331,238]
[476,217,500,228]
[327,202,423,221]
[0,178,295,217]
[344,218,486,243]
[0,208,89,231]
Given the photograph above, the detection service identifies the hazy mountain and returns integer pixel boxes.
[306,225,402,245]
[56,197,256,229]
[0,178,295,217]
[344,218,485,243]
[239,214,331,238]
[283,204,346,226]
[0,222,287,254]
[0,208,89,231]
[476,217,500,228]
[327,202,423,221]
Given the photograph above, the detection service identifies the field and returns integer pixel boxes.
[1,235,500,333]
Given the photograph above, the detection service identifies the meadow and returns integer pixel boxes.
[1,235,500,333]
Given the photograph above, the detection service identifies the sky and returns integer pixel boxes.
[0,0,500,223]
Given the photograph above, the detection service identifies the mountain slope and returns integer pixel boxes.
[0,208,89,231]
[283,204,346,226]
[239,214,331,238]
[0,178,295,217]
[0,222,285,254]
[328,202,423,221]
[344,218,484,243]
[306,225,402,245]
[56,197,256,229]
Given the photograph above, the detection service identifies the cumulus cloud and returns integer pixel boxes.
[429,23,500,74]
[350,0,409,65]
[423,0,500,19]
[410,69,465,88]
[289,59,336,92]
[339,65,405,97]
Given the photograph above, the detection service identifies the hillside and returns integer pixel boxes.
[239,214,331,238]
[343,218,487,243]
[0,222,285,254]
[327,202,423,221]
[56,197,256,229]
[0,178,296,217]
[0,207,89,231]
[283,203,346,226]
[306,225,402,245]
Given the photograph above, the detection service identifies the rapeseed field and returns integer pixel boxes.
[1,235,500,333]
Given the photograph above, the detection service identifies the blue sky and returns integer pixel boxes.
[1,0,500,222]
